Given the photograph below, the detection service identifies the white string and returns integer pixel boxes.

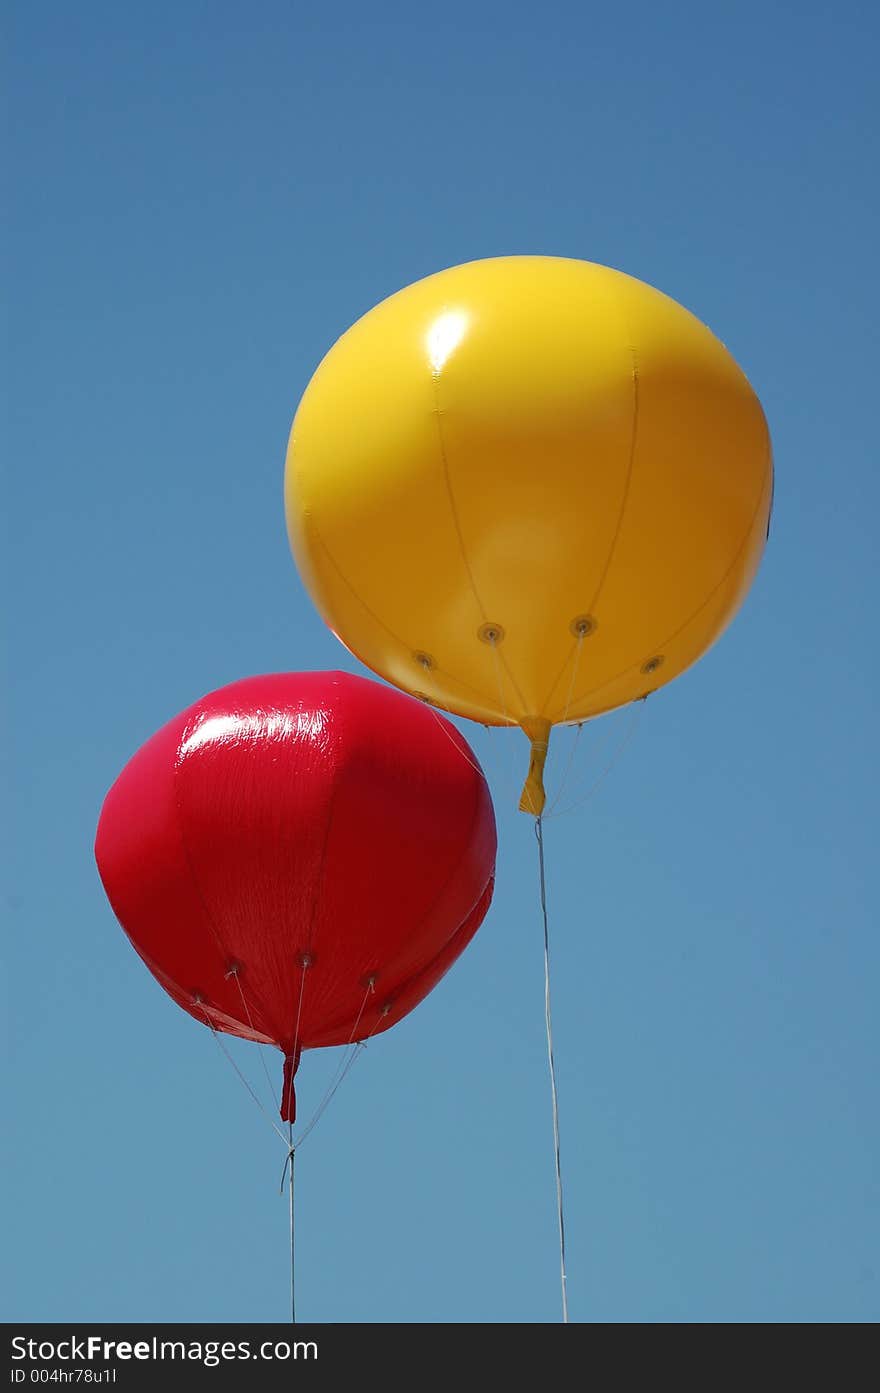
[473,724,523,813]
[292,962,308,1055]
[559,633,587,727]
[486,637,527,806]
[545,723,584,816]
[535,815,569,1323]
[293,983,373,1146]
[281,993,390,1325]
[541,631,588,812]
[228,968,280,1110]
[547,700,645,820]
[416,658,489,779]
[287,1124,295,1324]
[199,1004,289,1147]
[487,633,519,737]
[296,1006,388,1150]
[295,1043,367,1149]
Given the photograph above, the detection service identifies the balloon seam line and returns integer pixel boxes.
[553,467,771,721]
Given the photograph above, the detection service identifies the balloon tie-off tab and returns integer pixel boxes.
[519,717,552,816]
[281,1046,302,1124]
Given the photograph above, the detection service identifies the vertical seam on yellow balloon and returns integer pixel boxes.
[429,370,487,621]
[553,468,772,720]
[536,317,640,719]
[430,367,530,717]
[535,640,581,724]
[302,515,421,650]
[585,345,640,618]
[303,491,506,718]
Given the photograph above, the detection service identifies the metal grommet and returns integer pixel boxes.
[569,614,597,639]
[478,622,505,645]
[640,655,665,675]
[413,651,435,671]
[297,951,314,969]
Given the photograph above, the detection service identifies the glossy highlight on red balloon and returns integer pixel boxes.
[95,671,496,1121]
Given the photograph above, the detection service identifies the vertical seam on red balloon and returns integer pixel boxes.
[372,875,495,1037]
[303,763,494,1046]
[363,768,490,1022]
[170,714,276,1044]
[289,681,346,1051]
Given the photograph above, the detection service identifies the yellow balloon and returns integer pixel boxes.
[285,256,772,814]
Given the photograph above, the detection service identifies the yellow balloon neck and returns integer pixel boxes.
[518,718,552,817]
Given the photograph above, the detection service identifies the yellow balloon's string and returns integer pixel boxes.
[540,632,589,815]
[546,700,646,820]
[414,657,489,780]
[535,814,569,1322]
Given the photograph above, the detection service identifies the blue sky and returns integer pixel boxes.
[4,1,878,1323]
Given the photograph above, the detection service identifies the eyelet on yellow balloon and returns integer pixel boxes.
[284,256,773,815]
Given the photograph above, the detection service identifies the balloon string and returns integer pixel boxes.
[295,1043,366,1149]
[535,815,569,1323]
[197,1002,289,1147]
[415,657,490,779]
[546,699,645,820]
[292,962,308,1057]
[478,725,519,807]
[558,632,586,728]
[545,723,584,817]
[227,967,280,1110]
[287,1127,296,1324]
[486,637,526,804]
[279,1136,296,1325]
[296,1002,389,1150]
[294,983,372,1147]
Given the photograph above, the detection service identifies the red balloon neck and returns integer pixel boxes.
[280,1046,302,1124]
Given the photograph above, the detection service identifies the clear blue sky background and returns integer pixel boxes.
[4,1,877,1324]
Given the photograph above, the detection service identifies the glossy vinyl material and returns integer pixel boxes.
[285,256,772,812]
[95,671,496,1121]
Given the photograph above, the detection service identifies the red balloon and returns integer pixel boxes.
[95,671,496,1121]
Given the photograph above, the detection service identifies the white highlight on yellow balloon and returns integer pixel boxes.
[426,310,469,375]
